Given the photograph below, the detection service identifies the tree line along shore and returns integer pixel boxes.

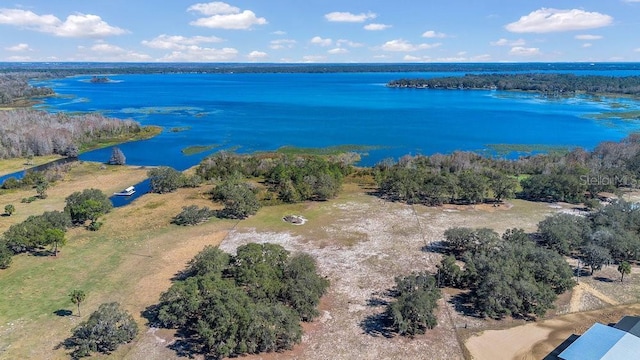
[0,73,160,159]
[388,73,640,97]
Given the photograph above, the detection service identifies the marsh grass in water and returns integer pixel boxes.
[588,110,640,121]
[275,144,383,156]
[181,144,219,155]
[486,143,573,156]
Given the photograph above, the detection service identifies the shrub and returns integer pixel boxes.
[148,167,183,193]
[1,177,20,189]
[212,181,260,219]
[4,204,15,216]
[0,242,12,269]
[386,273,441,336]
[65,189,112,225]
[171,205,215,226]
[64,302,138,358]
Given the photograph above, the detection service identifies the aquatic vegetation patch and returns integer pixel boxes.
[181,144,219,156]
[119,106,204,116]
[275,144,383,156]
[588,110,640,121]
[486,143,573,156]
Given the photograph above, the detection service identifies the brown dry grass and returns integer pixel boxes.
[0,162,234,360]
[0,155,63,177]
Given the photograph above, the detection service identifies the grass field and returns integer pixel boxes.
[0,155,63,177]
[0,162,639,360]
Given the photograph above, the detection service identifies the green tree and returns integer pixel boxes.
[152,243,326,358]
[537,213,590,255]
[618,261,632,282]
[69,289,86,317]
[582,244,612,275]
[171,205,215,226]
[0,242,12,269]
[281,254,329,321]
[457,171,488,204]
[4,204,15,216]
[65,189,112,225]
[35,179,49,199]
[148,166,183,193]
[231,243,289,302]
[183,245,230,278]
[212,181,260,219]
[3,210,70,253]
[45,228,65,256]
[488,171,518,203]
[64,302,138,358]
[386,272,441,336]
[436,255,462,288]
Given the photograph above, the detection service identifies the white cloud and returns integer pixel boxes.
[0,9,127,38]
[5,43,31,52]
[364,23,391,31]
[75,42,151,61]
[403,55,423,61]
[5,55,32,61]
[187,2,239,15]
[302,55,326,62]
[159,47,238,62]
[270,39,296,50]
[506,8,613,33]
[272,30,286,35]
[324,11,376,23]
[635,48,640,52]
[142,34,224,50]
[337,39,363,47]
[472,54,492,61]
[311,36,332,47]
[490,38,525,46]
[509,46,540,56]
[422,30,447,38]
[582,43,593,48]
[188,2,267,30]
[575,34,603,40]
[381,39,441,52]
[247,50,268,60]
[328,48,348,54]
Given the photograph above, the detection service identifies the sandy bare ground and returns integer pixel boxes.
[208,192,563,360]
[465,302,640,360]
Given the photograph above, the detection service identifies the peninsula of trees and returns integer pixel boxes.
[387,73,640,96]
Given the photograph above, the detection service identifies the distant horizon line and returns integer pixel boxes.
[2,61,640,65]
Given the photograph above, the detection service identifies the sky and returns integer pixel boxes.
[1,1,640,63]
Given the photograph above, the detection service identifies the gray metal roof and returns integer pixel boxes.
[614,316,640,338]
[559,323,640,360]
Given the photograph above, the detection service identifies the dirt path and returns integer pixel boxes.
[569,282,619,313]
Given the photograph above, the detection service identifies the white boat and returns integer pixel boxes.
[113,186,135,196]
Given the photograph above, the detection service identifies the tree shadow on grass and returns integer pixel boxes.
[360,311,395,338]
[420,240,448,255]
[140,305,201,359]
[448,292,482,319]
[53,309,73,317]
[594,276,615,283]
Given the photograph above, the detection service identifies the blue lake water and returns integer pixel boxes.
[34,68,640,169]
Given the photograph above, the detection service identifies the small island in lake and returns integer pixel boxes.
[90,76,111,83]
[388,73,640,97]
